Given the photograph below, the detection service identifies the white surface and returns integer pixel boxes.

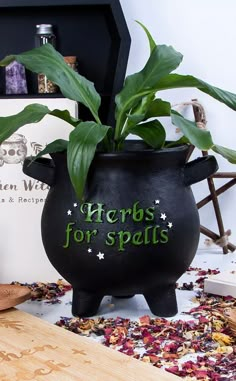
[17,248,236,323]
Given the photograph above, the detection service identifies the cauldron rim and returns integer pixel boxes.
[93,141,189,160]
[102,140,187,152]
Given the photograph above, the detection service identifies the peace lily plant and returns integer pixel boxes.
[1,22,236,200]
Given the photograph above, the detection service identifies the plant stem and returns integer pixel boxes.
[92,114,112,152]
[94,113,102,125]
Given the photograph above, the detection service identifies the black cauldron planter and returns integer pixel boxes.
[23,142,218,317]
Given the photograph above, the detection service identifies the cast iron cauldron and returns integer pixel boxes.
[23,142,218,317]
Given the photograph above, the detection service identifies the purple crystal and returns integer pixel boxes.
[5,61,28,94]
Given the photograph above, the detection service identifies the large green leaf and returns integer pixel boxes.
[212,144,236,164]
[145,98,171,118]
[33,139,68,161]
[67,122,111,200]
[115,44,183,139]
[128,120,166,149]
[165,136,190,148]
[0,104,50,143]
[126,94,155,128]
[136,20,156,53]
[125,98,171,138]
[26,139,68,171]
[171,110,214,150]
[156,74,236,111]
[49,109,79,127]
[0,104,78,144]
[0,44,101,122]
[171,113,236,164]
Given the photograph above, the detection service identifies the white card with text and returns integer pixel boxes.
[0,98,77,282]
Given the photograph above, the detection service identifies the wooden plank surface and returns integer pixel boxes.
[0,308,180,381]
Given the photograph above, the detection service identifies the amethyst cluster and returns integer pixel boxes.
[5,60,28,94]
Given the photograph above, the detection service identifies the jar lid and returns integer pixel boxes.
[36,24,54,35]
[64,56,77,64]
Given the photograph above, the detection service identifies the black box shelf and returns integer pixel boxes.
[0,0,131,125]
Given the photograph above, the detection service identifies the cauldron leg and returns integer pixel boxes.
[72,289,103,317]
[144,285,177,317]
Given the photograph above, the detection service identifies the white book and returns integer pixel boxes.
[204,270,236,297]
[0,98,78,283]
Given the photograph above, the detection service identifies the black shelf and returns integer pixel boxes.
[0,92,111,99]
[0,0,131,125]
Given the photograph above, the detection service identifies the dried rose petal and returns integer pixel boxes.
[139,315,151,326]
[53,266,236,380]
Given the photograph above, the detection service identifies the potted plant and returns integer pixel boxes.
[0,23,235,317]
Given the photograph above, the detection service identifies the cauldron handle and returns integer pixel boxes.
[23,157,55,186]
[184,155,218,186]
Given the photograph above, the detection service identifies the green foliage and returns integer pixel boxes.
[212,144,236,164]
[0,22,236,199]
[67,122,111,200]
[33,139,69,160]
[156,74,236,111]
[128,120,166,149]
[171,111,214,151]
[135,20,156,53]
[0,104,51,142]
[114,43,183,139]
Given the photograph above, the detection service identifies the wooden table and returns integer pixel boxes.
[0,308,180,381]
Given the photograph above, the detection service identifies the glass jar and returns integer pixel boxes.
[64,56,79,73]
[35,24,58,94]
[35,24,56,48]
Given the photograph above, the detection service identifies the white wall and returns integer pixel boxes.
[120,0,236,249]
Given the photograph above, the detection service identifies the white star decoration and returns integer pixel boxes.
[73,203,78,207]
[97,252,104,260]
[67,209,72,216]
[88,248,92,253]
[160,213,167,221]
[167,222,173,229]
[154,199,160,205]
